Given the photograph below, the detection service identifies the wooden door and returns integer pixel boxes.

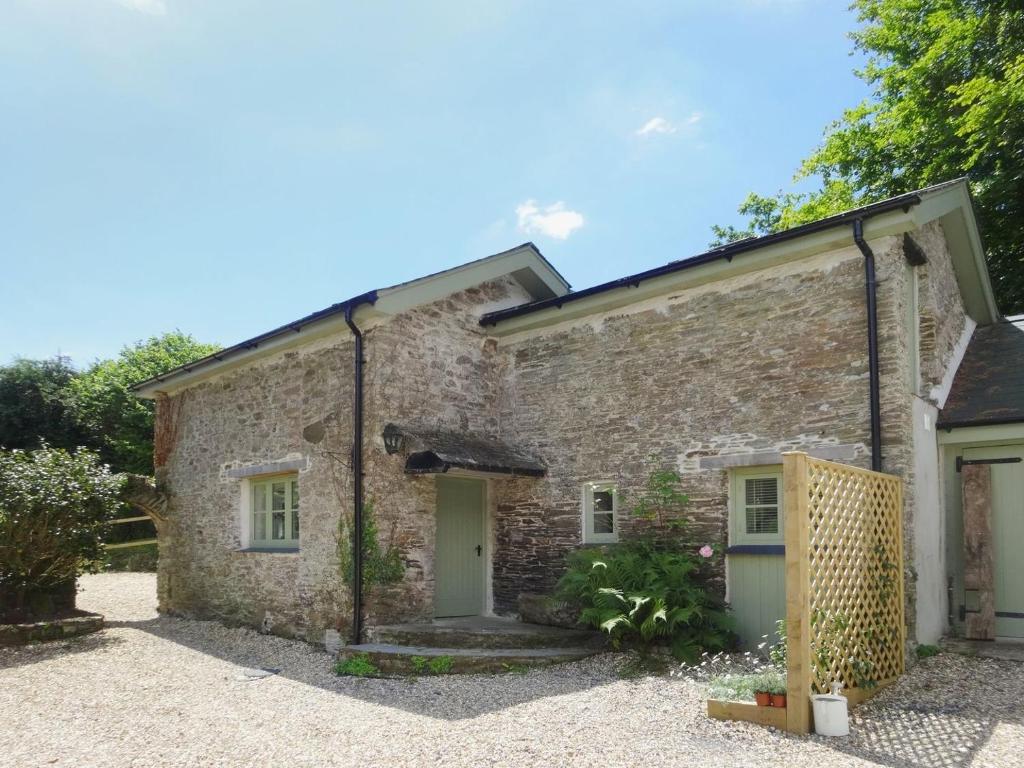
[434,477,485,618]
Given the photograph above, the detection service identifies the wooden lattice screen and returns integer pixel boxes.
[783,452,905,734]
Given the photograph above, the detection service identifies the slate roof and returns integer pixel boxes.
[399,426,546,477]
[938,317,1024,429]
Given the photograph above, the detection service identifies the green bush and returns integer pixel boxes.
[0,446,125,621]
[427,655,454,675]
[334,653,381,677]
[555,541,735,662]
[338,500,403,587]
[916,644,941,659]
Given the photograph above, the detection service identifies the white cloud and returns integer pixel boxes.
[515,200,585,240]
[635,112,703,137]
[636,117,676,136]
[112,0,167,15]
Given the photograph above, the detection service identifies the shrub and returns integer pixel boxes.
[338,499,404,587]
[916,644,940,659]
[0,446,125,621]
[427,655,454,675]
[555,541,734,662]
[334,653,380,677]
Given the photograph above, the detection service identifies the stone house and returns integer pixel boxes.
[134,178,1010,652]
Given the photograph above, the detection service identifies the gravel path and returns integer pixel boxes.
[1,573,1022,768]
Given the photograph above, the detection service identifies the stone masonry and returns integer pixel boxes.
[155,221,969,647]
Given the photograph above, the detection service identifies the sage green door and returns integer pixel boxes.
[963,445,1024,638]
[434,477,485,617]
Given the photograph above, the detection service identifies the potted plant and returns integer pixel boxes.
[753,673,772,707]
[769,677,787,708]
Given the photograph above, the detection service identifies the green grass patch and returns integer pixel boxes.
[334,653,381,677]
[427,655,454,675]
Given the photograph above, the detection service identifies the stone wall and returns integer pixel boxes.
[491,233,934,636]
[156,221,969,646]
[915,220,970,395]
[359,276,534,625]
[156,334,355,643]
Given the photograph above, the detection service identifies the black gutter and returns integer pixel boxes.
[131,290,380,392]
[938,416,1024,431]
[344,294,377,646]
[852,219,883,473]
[479,192,922,326]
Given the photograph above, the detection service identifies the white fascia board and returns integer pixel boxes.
[488,207,917,336]
[373,245,567,316]
[135,245,565,398]
[134,314,357,399]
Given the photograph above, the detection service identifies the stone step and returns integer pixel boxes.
[338,643,600,675]
[365,617,604,651]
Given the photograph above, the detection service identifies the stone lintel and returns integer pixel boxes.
[698,444,858,470]
[225,458,308,479]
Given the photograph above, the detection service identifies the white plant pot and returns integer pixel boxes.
[811,689,850,737]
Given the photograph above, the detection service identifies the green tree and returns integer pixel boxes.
[0,445,125,621]
[71,332,218,475]
[713,1,1024,313]
[0,357,92,452]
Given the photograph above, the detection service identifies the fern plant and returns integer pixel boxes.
[555,541,734,662]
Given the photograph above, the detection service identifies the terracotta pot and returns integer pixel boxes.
[771,693,787,708]
[755,691,772,707]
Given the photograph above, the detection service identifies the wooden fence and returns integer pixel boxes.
[783,452,905,734]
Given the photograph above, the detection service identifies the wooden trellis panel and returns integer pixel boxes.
[784,452,905,734]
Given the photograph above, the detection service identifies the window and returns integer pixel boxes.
[250,475,299,549]
[583,482,618,543]
[730,468,783,545]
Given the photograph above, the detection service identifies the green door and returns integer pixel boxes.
[963,446,1024,638]
[434,477,485,618]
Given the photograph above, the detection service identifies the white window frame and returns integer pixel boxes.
[729,467,783,546]
[582,481,618,544]
[248,473,300,550]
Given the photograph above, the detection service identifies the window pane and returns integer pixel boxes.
[593,511,614,534]
[253,484,267,513]
[593,490,614,512]
[290,479,299,509]
[272,482,286,511]
[745,477,778,507]
[746,506,779,534]
[291,510,299,541]
[272,510,285,539]
[254,511,267,541]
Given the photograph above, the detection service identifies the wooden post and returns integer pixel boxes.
[895,478,906,674]
[783,451,812,734]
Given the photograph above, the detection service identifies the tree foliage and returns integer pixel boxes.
[71,332,218,475]
[0,446,125,620]
[0,357,92,453]
[712,0,1024,313]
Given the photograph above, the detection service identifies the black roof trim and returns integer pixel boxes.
[131,290,379,392]
[938,416,1024,431]
[479,191,924,326]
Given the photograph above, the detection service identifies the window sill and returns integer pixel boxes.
[725,544,784,556]
[236,547,300,555]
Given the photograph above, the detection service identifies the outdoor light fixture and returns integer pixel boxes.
[382,423,404,455]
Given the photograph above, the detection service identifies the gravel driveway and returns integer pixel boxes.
[1,573,1022,768]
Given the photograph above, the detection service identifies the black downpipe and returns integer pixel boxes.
[344,296,374,645]
[852,218,883,472]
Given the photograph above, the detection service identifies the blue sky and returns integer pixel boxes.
[0,0,869,365]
